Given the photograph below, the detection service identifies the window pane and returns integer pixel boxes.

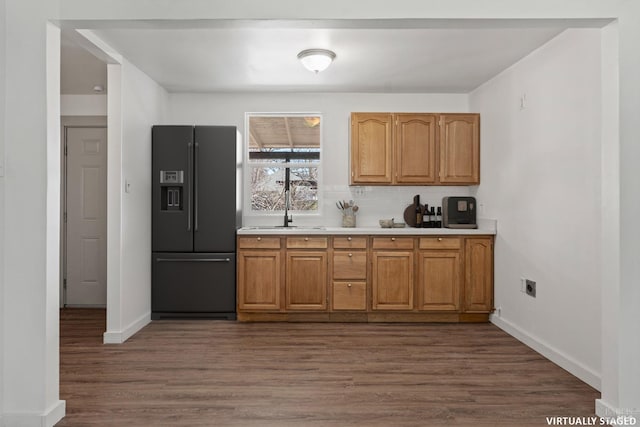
[290,167,318,211]
[250,167,318,212]
[249,116,321,164]
[250,167,285,211]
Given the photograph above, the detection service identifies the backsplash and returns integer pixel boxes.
[324,185,475,227]
[243,185,476,228]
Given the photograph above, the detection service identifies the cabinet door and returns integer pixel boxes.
[286,251,328,310]
[333,251,367,280]
[464,238,493,312]
[332,281,367,311]
[237,250,281,311]
[395,114,437,184]
[439,114,480,184]
[351,113,393,184]
[417,251,461,311]
[372,251,414,310]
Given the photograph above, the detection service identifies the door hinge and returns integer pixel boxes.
[63,278,67,289]
[64,212,67,223]
[64,144,68,156]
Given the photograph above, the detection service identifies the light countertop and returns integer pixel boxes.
[237,223,496,236]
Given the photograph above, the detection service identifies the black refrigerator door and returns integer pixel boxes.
[151,252,236,319]
[152,125,194,252]
[193,126,238,252]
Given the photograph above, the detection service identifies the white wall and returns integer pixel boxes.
[0,0,6,420]
[2,0,65,425]
[168,92,471,227]
[470,29,603,388]
[611,0,640,417]
[103,58,169,343]
[60,94,107,116]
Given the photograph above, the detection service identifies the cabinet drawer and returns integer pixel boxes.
[238,236,281,249]
[372,237,415,250]
[333,236,368,249]
[286,236,328,249]
[332,281,367,311]
[419,237,461,250]
[333,251,367,279]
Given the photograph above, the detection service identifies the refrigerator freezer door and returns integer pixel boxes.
[193,126,238,252]
[151,252,236,319]
[152,126,194,252]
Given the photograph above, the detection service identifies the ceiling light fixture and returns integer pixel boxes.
[297,49,336,74]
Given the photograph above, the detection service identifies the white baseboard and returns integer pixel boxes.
[103,311,150,344]
[2,400,65,427]
[596,399,639,421]
[490,314,601,390]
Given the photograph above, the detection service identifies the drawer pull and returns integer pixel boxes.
[304,237,309,241]
[438,238,443,242]
[348,253,353,257]
[391,237,396,241]
[257,237,262,241]
[347,237,352,241]
[348,283,352,288]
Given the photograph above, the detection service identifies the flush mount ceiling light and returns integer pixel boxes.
[297,49,336,73]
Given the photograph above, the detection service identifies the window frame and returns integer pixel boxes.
[243,112,323,218]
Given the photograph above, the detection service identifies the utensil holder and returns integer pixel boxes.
[342,214,356,228]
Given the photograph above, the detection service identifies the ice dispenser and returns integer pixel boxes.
[160,170,184,211]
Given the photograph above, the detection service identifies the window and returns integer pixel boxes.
[246,114,321,213]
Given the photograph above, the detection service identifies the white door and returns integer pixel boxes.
[65,127,108,306]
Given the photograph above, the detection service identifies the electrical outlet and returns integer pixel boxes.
[353,186,365,197]
[525,279,536,298]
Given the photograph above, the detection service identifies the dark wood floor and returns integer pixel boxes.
[58,309,599,426]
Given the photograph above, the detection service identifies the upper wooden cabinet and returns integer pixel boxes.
[439,114,480,184]
[350,112,479,185]
[395,114,438,184]
[350,113,393,184]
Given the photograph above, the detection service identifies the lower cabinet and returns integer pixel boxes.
[237,250,281,311]
[464,237,494,313]
[417,251,461,311]
[286,251,328,310]
[332,281,367,310]
[372,251,414,310]
[237,234,493,322]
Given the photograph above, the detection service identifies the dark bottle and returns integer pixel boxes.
[422,204,429,227]
[414,195,423,227]
[429,207,436,228]
[436,206,442,228]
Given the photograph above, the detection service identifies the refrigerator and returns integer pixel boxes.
[151,125,241,320]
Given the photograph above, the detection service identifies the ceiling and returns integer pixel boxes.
[61,20,605,95]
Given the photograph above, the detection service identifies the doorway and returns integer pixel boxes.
[61,120,108,307]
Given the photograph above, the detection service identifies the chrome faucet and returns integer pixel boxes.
[283,190,293,227]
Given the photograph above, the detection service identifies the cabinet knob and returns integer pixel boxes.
[257,237,262,241]
[348,283,352,288]
[438,238,443,242]
[348,253,353,257]
[347,237,352,241]
[391,237,396,241]
[304,237,309,241]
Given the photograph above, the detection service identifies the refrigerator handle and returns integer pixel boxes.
[187,142,192,231]
[194,142,199,231]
